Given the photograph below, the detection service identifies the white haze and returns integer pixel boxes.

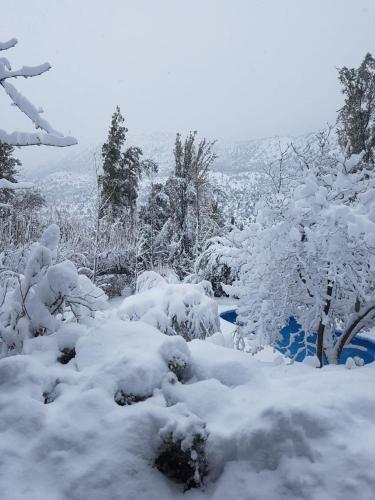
[2,0,375,169]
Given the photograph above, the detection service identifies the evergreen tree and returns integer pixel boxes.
[139,182,170,269]
[99,106,143,221]
[0,143,19,182]
[0,142,21,204]
[337,53,375,167]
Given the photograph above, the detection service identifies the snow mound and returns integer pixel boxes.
[1,311,375,499]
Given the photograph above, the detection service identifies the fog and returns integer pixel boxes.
[2,0,375,167]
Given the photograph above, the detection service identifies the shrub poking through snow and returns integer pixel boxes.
[154,406,208,489]
[119,272,220,341]
[57,347,76,365]
[155,432,208,490]
[43,390,56,404]
[159,336,191,382]
[114,390,147,406]
[167,358,188,382]
[0,224,107,355]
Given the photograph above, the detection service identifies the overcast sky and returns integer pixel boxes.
[2,0,375,167]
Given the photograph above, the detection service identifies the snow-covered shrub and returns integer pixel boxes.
[136,270,167,293]
[158,267,180,284]
[194,233,244,296]
[96,273,130,298]
[155,413,208,490]
[159,335,191,382]
[0,224,107,355]
[57,347,76,365]
[119,274,220,341]
[114,390,147,406]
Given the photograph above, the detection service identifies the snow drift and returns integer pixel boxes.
[0,310,375,499]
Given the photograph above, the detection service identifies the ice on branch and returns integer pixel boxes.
[0,38,77,147]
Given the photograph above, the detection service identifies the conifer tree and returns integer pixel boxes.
[337,53,375,168]
[100,106,143,221]
[0,143,19,182]
[0,143,21,204]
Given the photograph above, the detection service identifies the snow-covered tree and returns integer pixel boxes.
[337,52,375,168]
[194,228,245,296]
[0,142,21,205]
[138,181,170,269]
[230,150,375,366]
[100,107,144,222]
[163,132,221,277]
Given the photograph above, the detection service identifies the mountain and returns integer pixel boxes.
[18,131,327,220]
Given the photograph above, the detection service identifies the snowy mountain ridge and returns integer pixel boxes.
[19,131,332,221]
[22,131,319,180]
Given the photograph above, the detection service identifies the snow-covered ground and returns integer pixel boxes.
[1,298,375,500]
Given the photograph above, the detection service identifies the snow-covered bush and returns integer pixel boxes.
[155,424,208,490]
[194,230,250,296]
[159,335,191,382]
[136,270,167,293]
[119,273,220,341]
[0,224,107,355]
[96,273,131,298]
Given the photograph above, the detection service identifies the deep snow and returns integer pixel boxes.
[0,302,375,500]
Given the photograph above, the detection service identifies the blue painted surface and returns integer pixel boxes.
[220,310,375,365]
[220,309,238,324]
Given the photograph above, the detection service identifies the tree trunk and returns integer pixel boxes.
[316,282,333,368]
[335,304,375,363]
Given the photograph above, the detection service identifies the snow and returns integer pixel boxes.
[119,276,220,340]
[1,307,375,499]
[0,129,77,148]
[0,178,34,190]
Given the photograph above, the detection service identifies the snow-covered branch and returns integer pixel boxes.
[0,178,33,190]
[0,38,77,147]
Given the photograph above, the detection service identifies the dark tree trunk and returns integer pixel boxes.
[316,283,333,368]
[335,304,375,363]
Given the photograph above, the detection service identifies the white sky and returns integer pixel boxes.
[2,0,375,167]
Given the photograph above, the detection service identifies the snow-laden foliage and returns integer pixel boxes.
[228,145,375,365]
[0,224,107,355]
[159,132,223,277]
[119,271,220,340]
[0,38,77,148]
[194,229,248,296]
[136,270,169,293]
